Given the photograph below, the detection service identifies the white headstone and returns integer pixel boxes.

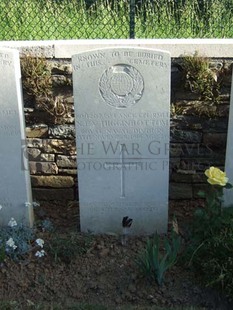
[73,47,170,234]
[224,71,233,206]
[0,48,33,226]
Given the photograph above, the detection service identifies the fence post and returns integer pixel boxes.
[129,0,135,39]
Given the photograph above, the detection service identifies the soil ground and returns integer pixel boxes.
[0,200,233,310]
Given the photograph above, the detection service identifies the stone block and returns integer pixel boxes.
[52,75,72,87]
[31,176,74,188]
[32,188,74,200]
[42,139,76,155]
[28,148,41,160]
[51,62,72,75]
[48,125,75,139]
[56,155,77,168]
[26,124,48,138]
[59,169,78,175]
[27,138,43,148]
[29,162,58,174]
[40,154,55,162]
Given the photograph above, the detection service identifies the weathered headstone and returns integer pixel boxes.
[0,48,33,226]
[73,47,170,234]
[224,71,233,206]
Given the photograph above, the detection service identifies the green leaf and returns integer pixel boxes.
[225,183,233,189]
[198,190,206,198]
[194,208,205,217]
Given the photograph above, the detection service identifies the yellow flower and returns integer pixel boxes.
[205,167,228,186]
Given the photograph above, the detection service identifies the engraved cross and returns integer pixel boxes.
[104,144,140,198]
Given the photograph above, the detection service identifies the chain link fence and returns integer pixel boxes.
[0,0,233,40]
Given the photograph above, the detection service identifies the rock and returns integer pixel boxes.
[26,124,48,138]
[29,162,59,174]
[51,63,72,75]
[39,153,55,162]
[57,155,77,168]
[24,107,34,113]
[65,96,74,104]
[31,176,74,188]
[27,148,41,160]
[52,75,72,87]
[28,149,55,162]
[27,138,43,148]
[59,168,77,175]
[48,125,75,139]
[42,139,76,155]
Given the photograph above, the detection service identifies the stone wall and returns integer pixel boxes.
[22,56,232,203]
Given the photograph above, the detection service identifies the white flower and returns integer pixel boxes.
[25,202,32,208]
[8,218,17,227]
[6,237,17,250]
[33,201,40,208]
[35,250,45,258]
[36,238,44,248]
[0,205,2,210]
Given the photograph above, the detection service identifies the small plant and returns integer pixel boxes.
[191,167,232,245]
[47,231,93,264]
[20,55,52,98]
[187,167,233,297]
[40,219,54,233]
[0,204,46,262]
[181,52,221,103]
[136,226,181,286]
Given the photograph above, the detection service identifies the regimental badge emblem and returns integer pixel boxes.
[99,64,144,109]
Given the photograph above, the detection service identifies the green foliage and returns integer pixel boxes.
[181,52,221,102]
[191,186,230,245]
[37,219,54,233]
[47,232,93,264]
[0,0,232,40]
[187,183,233,297]
[20,55,52,98]
[0,223,35,261]
[136,231,181,286]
